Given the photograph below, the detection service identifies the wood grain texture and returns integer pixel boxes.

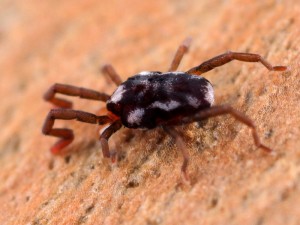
[0,0,299,224]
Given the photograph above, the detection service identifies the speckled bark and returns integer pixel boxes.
[0,1,299,225]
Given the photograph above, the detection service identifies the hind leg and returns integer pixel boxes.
[178,105,272,152]
[187,51,287,75]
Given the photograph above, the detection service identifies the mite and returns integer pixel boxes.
[42,38,287,179]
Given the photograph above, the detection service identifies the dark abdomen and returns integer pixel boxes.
[107,71,214,129]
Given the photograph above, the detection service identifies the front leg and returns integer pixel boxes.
[101,64,123,86]
[99,120,123,160]
[42,108,112,154]
[44,83,110,108]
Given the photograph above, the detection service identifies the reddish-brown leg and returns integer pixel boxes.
[101,64,123,86]
[178,105,272,152]
[99,120,122,160]
[44,83,110,108]
[186,51,287,75]
[168,37,192,72]
[42,108,112,154]
[163,127,190,181]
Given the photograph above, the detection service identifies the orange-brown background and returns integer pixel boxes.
[0,0,299,224]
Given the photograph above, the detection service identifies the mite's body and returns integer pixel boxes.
[107,72,214,129]
[42,38,287,180]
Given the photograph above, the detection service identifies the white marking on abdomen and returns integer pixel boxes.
[138,71,152,76]
[150,100,180,111]
[205,83,214,105]
[127,108,145,125]
[110,85,125,103]
[186,95,200,108]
